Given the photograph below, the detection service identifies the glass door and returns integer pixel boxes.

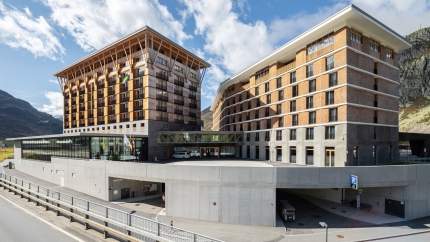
[325,148,335,167]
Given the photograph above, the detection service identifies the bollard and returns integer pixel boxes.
[104,207,109,239]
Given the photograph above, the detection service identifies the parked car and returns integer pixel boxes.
[172,151,190,159]
[189,150,201,158]
[278,200,296,222]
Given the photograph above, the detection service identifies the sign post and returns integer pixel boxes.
[350,174,360,209]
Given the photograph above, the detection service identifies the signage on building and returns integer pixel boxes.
[350,174,359,190]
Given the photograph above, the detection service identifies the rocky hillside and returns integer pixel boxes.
[0,90,62,139]
[201,107,213,131]
[399,27,430,133]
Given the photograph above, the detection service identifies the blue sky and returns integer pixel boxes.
[0,0,429,116]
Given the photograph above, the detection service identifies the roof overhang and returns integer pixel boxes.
[211,4,411,111]
[6,133,147,141]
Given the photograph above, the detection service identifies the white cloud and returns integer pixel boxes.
[350,0,430,35]
[39,91,63,117]
[42,0,190,51]
[0,1,64,60]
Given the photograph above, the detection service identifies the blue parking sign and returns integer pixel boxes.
[350,175,359,190]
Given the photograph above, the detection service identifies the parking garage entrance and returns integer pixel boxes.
[108,177,165,206]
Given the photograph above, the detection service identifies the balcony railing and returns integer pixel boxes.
[174,88,183,96]
[133,111,144,120]
[156,94,168,102]
[156,81,167,91]
[174,79,184,87]
[156,105,167,112]
[156,72,169,81]
[174,99,184,106]
[108,115,116,123]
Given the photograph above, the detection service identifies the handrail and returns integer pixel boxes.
[0,173,223,242]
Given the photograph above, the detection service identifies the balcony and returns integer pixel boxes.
[120,83,128,92]
[174,118,184,124]
[189,112,197,118]
[120,105,128,113]
[156,72,169,81]
[97,117,104,125]
[156,113,168,121]
[156,81,167,91]
[108,105,115,114]
[134,101,143,110]
[134,89,144,99]
[97,99,105,107]
[174,108,183,115]
[88,118,94,126]
[108,115,116,123]
[120,113,130,122]
[189,94,196,100]
[108,87,115,96]
[174,98,184,106]
[174,79,184,87]
[156,94,168,102]
[133,111,144,120]
[108,78,116,86]
[134,77,143,88]
[189,102,197,109]
[156,105,167,112]
[97,89,104,96]
[174,88,183,96]
[120,94,129,103]
[189,85,198,92]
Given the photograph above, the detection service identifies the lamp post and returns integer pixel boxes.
[319,221,328,242]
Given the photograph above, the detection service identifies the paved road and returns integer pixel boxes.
[0,194,80,242]
[373,232,430,241]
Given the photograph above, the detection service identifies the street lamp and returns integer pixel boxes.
[319,221,328,242]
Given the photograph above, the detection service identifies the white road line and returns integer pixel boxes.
[0,193,87,242]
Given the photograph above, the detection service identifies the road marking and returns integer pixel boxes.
[0,193,86,242]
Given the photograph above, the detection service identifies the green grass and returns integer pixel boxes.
[400,97,430,133]
[0,148,13,161]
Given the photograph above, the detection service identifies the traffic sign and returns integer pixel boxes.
[350,174,359,190]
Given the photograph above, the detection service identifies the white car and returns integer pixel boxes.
[189,150,201,158]
[172,151,190,159]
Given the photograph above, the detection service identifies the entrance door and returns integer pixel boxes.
[385,199,405,218]
[121,188,130,200]
[325,148,335,167]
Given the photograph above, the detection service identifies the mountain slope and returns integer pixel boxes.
[0,90,62,139]
[399,27,430,133]
[201,107,213,131]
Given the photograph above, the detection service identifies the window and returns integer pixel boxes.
[289,129,296,140]
[306,64,313,78]
[306,96,314,109]
[276,147,282,161]
[329,72,337,87]
[351,30,362,44]
[265,146,270,160]
[276,104,282,114]
[329,108,338,122]
[276,130,282,141]
[278,117,284,127]
[266,119,272,129]
[326,55,334,70]
[374,79,378,91]
[290,147,297,163]
[369,40,379,53]
[374,111,378,123]
[255,111,259,120]
[309,79,316,93]
[290,71,296,83]
[292,114,298,126]
[290,100,296,112]
[306,147,314,165]
[374,62,378,74]
[326,91,334,105]
[373,127,377,139]
[276,77,282,88]
[255,146,260,160]
[265,131,270,141]
[386,49,393,60]
[278,89,284,100]
[292,85,298,97]
[307,35,334,54]
[246,146,250,159]
[246,133,250,142]
[265,107,270,117]
[266,94,271,103]
[306,128,314,140]
[325,126,335,139]
[255,87,259,96]
[256,121,260,130]
[265,82,269,92]
[374,95,378,107]
[256,99,260,107]
[256,67,269,79]
[308,111,316,124]
[255,132,260,141]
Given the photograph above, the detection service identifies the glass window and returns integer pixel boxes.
[265,146,270,160]
[276,77,282,88]
[306,147,314,165]
[276,146,282,161]
[290,147,296,163]
[277,104,282,114]
[265,131,270,141]
[255,132,260,141]
[309,111,316,124]
[266,94,271,103]
[329,108,338,122]
[326,91,335,105]
[326,55,334,70]
[306,128,314,140]
[306,64,313,78]
[292,85,298,97]
[325,126,335,139]
[265,82,269,92]
[292,114,298,126]
[255,86,259,96]
[309,79,316,93]
[329,72,337,87]
[306,96,314,109]
[290,129,296,140]
[278,89,284,100]
[255,146,260,160]
[290,100,296,112]
[276,130,282,141]
[290,71,296,84]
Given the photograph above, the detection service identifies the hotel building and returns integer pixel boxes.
[211,5,410,166]
[56,26,209,161]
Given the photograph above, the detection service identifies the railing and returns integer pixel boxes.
[0,173,222,242]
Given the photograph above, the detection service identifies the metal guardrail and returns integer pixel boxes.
[0,173,223,242]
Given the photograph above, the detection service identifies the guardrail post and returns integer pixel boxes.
[126,213,132,238]
[85,201,90,230]
[36,186,40,206]
[56,193,61,216]
[46,190,50,211]
[194,234,197,242]
[104,207,109,239]
[157,222,160,236]
[69,197,74,223]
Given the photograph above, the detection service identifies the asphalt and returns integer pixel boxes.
[0,194,79,242]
